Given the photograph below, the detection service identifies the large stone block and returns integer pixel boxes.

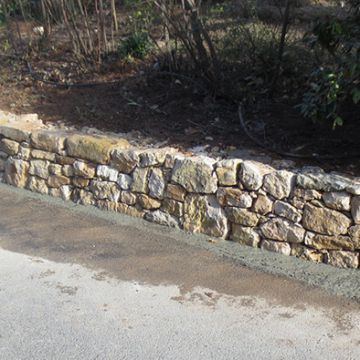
[260,217,305,243]
[131,168,149,193]
[149,168,166,199]
[73,161,96,178]
[216,159,241,186]
[252,194,273,215]
[217,187,252,208]
[66,134,129,164]
[31,130,66,153]
[226,208,259,227]
[239,161,272,191]
[302,204,351,236]
[263,170,295,199]
[323,191,351,211]
[96,165,118,182]
[89,180,121,202]
[27,176,48,194]
[184,195,228,238]
[110,149,140,173]
[327,251,359,269]
[171,157,217,194]
[164,184,187,202]
[0,138,19,156]
[304,232,358,251]
[273,201,302,223]
[231,225,260,247]
[29,160,50,180]
[4,158,29,188]
[260,240,291,256]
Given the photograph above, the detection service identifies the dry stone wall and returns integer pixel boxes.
[1,114,360,269]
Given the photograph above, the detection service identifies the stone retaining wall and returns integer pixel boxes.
[1,113,360,269]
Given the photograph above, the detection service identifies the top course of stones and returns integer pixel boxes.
[1,111,360,269]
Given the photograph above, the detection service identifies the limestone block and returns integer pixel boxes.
[302,204,351,236]
[184,195,228,238]
[66,134,129,164]
[260,217,305,243]
[171,157,217,194]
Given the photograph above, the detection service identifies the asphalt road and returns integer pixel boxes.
[0,183,359,359]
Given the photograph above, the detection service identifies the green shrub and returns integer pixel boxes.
[299,10,360,127]
[119,32,152,60]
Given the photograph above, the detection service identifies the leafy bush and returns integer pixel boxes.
[299,6,360,127]
[119,32,152,59]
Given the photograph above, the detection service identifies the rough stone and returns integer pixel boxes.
[293,188,322,201]
[117,173,133,190]
[297,167,360,195]
[291,245,324,263]
[47,175,71,188]
[252,194,273,215]
[73,161,96,179]
[117,203,144,218]
[327,251,359,269]
[304,232,358,251]
[66,134,129,164]
[231,225,261,247]
[55,155,75,165]
[164,153,184,169]
[323,192,351,211]
[27,176,48,194]
[120,191,137,206]
[29,160,50,179]
[131,168,149,193]
[148,168,166,199]
[216,159,241,186]
[31,130,66,153]
[89,180,121,202]
[137,194,162,210]
[171,157,217,194]
[164,184,187,202]
[18,146,31,160]
[351,196,360,224]
[0,138,19,156]
[77,189,96,206]
[4,158,29,188]
[97,165,118,182]
[72,177,90,188]
[302,204,351,236]
[60,185,72,201]
[216,187,253,208]
[226,208,259,227]
[48,164,62,176]
[162,198,183,218]
[239,161,273,191]
[62,165,75,177]
[263,170,294,199]
[145,210,180,228]
[31,149,56,162]
[111,149,140,174]
[261,240,291,256]
[96,200,118,212]
[260,218,305,243]
[184,195,228,238]
[349,225,360,241]
[273,201,302,223]
[0,125,31,143]
[139,148,170,167]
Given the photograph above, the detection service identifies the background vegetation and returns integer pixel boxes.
[0,0,359,130]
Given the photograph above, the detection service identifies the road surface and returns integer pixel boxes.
[0,183,359,359]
